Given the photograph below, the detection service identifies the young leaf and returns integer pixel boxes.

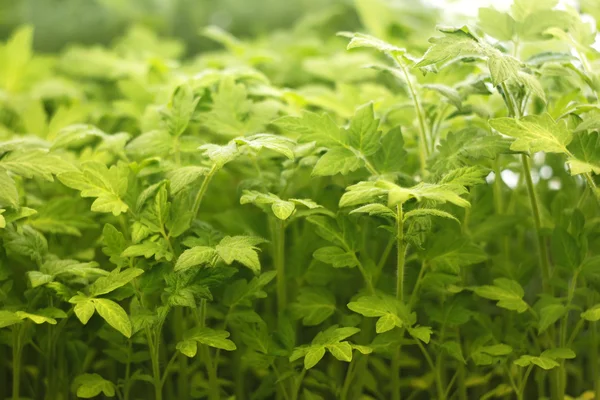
[313,246,357,268]
[183,326,237,351]
[489,114,572,154]
[175,246,217,271]
[472,278,528,313]
[290,287,336,326]
[73,373,116,398]
[216,236,267,273]
[92,298,132,338]
[58,161,129,216]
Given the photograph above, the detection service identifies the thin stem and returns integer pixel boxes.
[273,218,287,315]
[146,327,162,400]
[518,365,534,400]
[291,369,307,400]
[391,347,401,400]
[408,261,427,310]
[340,357,357,400]
[521,154,552,294]
[192,165,217,218]
[12,325,23,400]
[415,340,444,400]
[396,204,406,302]
[397,61,429,177]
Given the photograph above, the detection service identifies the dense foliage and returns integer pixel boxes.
[1,0,600,399]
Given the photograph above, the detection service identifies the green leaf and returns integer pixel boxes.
[92,298,132,338]
[216,236,267,273]
[538,304,567,333]
[551,227,580,269]
[199,141,239,169]
[338,31,406,56]
[371,127,406,173]
[276,111,343,148]
[121,239,174,261]
[58,161,129,216]
[161,84,199,137]
[167,166,208,195]
[176,340,198,358]
[581,305,600,321]
[403,208,459,223]
[183,327,237,351]
[541,348,576,360]
[347,295,412,333]
[567,132,600,175]
[304,347,326,369]
[237,134,296,160]
[415,27,482,68]
[350,204,396,219]
[511,0,558,21]
[175,246,217,271]
[290,287,336,326]
[89,268,144,297]
[74,373,116,398]
[347,103,381,157]
[408,326,433,344]
[472,278,528,313]
[514,355,559,370]
[0,311,23,328]
[487,53,521,86]
[1,149,75,181]
[478,8,515,41]
[327,342,353,362]
[0,169,19,208]
[489,114,572,154]
[441,341,466,363]
[102,224,127,267]
[313,246,357,268]
[312,147,362,177]
[74,299,95,325]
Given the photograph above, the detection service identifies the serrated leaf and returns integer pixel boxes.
[74,373,115,398]
[89,268,144,297]
[92,298,132,338]
[313,246,357,268]
[175,246,217,271]
[567,132,600,175]
[216,236,267,273]
[538,304,567,333]
[489,114,572,154]
[183,326,237,351]
[167,166,208,195]
[290,287,336,326]
[472,278,528,313]
[313,147,362,177]
[58,161,129,216]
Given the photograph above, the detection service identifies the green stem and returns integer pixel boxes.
[202,345,220,400]
[593,321,600,399]
[12,325,23,400]
[124,341,132,400]
[396,204,406,302]
[340,357,357,400]
[192,165,217,218]
[408,261,427,310]
[521,154,552,294]
[273,218,287,315]
[397,61,429,177]
[415,340,444,400]
[518,365,534,400]
[391,347,401,400]
[146,327,163,400]
[291,369,307,400]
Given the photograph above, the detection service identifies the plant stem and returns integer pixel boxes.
[340,357,357,400]
[273,218,287,315]
[396,204,406,302]
[391,348,401,400]
[415,340,444,400]
[192,165,217,218]
[146,327,163,400]
[397,61,429,177]
[12,325,23,400]
[521,154,552,294]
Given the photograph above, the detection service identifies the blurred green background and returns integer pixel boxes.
[0,0,444,55]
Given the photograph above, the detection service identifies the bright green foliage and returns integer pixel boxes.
[1,1,600,400]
